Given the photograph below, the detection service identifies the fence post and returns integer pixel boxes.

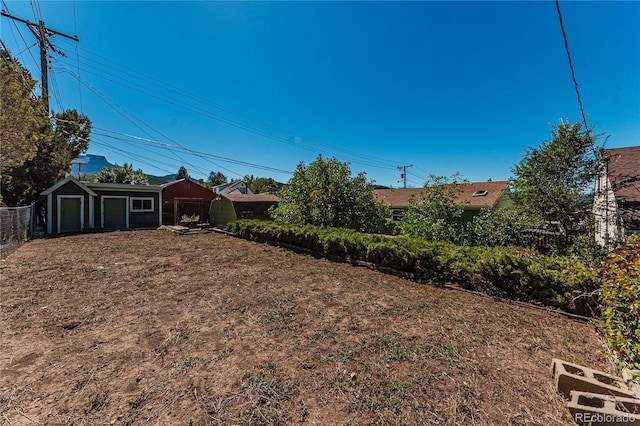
[29,202,35,239]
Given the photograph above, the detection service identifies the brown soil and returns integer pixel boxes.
[0,230,611,425]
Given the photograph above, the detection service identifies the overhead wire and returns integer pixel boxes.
[407,170,428,183]
[555,0,589,135]
[1,0,40,72]
[49,68,64,110]
[54,113,293,177]
[71,0,82,112]
[9,6,408,179]
[52,61,217,178]
[54,54,396,170]
[90,126,293,175]
[53,41,403,170]
[29,0,42,23]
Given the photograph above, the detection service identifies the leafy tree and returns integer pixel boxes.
[466,206,541,247]
[2,110,91,206]
[192,178,212,189]
[96,163,149,185]
[399,174,466,243]
[0,49,49,201]
[208,171,227,187]
[511,120,601,244]
[176,166,189,180]
[272,155,392,233]
[244,174,283,194]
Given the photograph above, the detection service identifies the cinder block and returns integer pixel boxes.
[622,368,640,398]
[551,358,636,399]
[568,391,640,425]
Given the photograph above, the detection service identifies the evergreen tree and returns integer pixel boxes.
[511,120,601,244]
[176,166,189,180]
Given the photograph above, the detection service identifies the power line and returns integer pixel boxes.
[52,43,403,170]
[1,5,79,112]
[555,0,589,134]
[54,64,215,177]
[90,126,294,175]
[1,0,39,70]
[71,0,82,112]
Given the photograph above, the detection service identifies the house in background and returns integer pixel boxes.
[161,178,217,225]
[211,180,253,195]
[41,176,162,235]
[209,193,278,227]
[593,146,640,247]
[373,180,511,222]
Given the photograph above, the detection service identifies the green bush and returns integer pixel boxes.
[228,219,598,310]
[600,243,640,370]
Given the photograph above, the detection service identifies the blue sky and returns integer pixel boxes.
[2,1,639,187]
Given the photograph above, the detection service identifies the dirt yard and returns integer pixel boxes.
[1,230,611,425]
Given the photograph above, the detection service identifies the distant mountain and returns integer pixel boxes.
[73,154,114,174]
[73,155,177,184]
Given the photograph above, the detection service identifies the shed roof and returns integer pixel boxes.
[84,182,162,192]
[41,175,97,196]
[373,180,510,209]
[161,178,216,200]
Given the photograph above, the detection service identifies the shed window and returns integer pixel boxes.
[472,190,488,197]
[131,197,154,212]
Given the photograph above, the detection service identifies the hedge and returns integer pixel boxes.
[600,243,640,370]
[228,219,599,310]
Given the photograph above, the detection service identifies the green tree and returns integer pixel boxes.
[2,109,91,206]
[0,49,49,201]
[272,155,392,233]
[176,166,189,180]
[466,206,541,247]
[244,174,283,194]
[208,171,227,187]
[511,120,600,244]
[96,163,149,185]
[399,174,466,243]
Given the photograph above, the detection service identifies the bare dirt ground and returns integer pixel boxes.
[1,230,612,425]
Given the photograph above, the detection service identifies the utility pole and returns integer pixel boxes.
[71,157,89,177]
[397,164,413,189]
[1,9,79,112]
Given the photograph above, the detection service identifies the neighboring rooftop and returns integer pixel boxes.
[373,180,510,209]
[212,180,253,195]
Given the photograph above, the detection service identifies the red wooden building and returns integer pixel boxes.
[161,179,216,225]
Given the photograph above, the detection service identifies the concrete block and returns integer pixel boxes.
[622,368,640,398]
[568,391,640,425]
[551,358,636,399]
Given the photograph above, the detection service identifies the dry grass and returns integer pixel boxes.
[0,230,611,425]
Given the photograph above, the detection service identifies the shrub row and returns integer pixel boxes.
[228,219,599,310]
[600,243,640,370]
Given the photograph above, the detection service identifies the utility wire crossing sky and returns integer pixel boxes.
[2,1,639,186]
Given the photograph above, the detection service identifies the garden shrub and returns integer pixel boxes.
[227,219,599,310]
[600,243,640,370]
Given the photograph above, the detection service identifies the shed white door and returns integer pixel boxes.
[102,197,128,230]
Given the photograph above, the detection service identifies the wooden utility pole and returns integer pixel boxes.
[397,164,413,188]
[1,9,79,112]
